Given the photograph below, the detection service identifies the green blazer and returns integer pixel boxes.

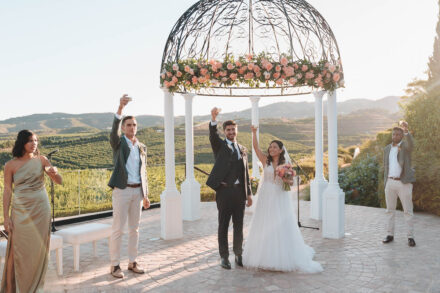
[108,117,148,197]
[383,132,415,186]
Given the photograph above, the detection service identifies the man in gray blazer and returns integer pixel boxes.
[382,121,416,247]
[108,94,150,278]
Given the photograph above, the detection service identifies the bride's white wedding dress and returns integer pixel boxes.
[243,164,323,273]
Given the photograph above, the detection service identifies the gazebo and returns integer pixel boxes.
[159,0,345,240]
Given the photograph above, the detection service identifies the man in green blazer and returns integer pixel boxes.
[108,94,150,278]
[382,121,416,247]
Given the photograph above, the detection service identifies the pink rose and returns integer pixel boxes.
[305,71,314,79]
[248,63,254,70]
[198,76,206,83]
[244,72,254,80]
[184,65,191,73]
[227,63,235,70]
[301,65,308,72]
[275,78,284,85]
[230,73,238,80]
[192,76,198,84]
[172,64,179,71]
[256,72,261,78]
[200,68,208,76]
[264,71,271,79]
[166,71,172,77]
[235,61,242,67]
[185,81,191,86]
[164,80,170,87]
[280,57,288,66]
[209,59,216,66]
[172,76,178,83]
[289,78,297,85]
[176,71,182,77]
[220,71,227,77]
[273,72,280,79]
[293,63,299,70]
[332,73,341,82]
[275,65,281,72]
[238,67,245,75]
[265,63,273,71]
[284,66,294,77]
[253,65,260,73]
[189,69,194,75]
[296,73,302,79]
[246,54,253,61]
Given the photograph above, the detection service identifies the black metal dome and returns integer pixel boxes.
[160,0,343,96]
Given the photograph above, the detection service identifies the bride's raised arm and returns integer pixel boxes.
[251,125,267,167]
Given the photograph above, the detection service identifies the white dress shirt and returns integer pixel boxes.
[388,141,402,178]
[116,114,141,184]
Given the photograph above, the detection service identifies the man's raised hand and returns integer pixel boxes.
[211,107,221,121]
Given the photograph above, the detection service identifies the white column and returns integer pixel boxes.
[322,90,345,239]
[310,91,328,220]
[250,96,261,179]
[181,93,201,221]
[160,88,183,240]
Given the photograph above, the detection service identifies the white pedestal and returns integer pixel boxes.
[310,178,328,220]
[160,188,183,239]
[181,178,201,221]
[322,184,345,239]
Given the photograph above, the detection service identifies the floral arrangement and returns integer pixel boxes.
[160,53,344,93]
[275,163,296,191]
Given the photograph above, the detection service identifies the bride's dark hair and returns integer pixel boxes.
[12,130,40,158]
[266,140,285,166]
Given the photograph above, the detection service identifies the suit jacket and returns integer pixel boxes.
[206,122,252,198]
[108,117,148,197]
[383,132,415,186]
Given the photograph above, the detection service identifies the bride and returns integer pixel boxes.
[242,126,323,273]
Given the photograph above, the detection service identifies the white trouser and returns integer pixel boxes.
[385,179,414,238]
[110,187,143,266]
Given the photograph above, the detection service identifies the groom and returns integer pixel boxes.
[206,107,252,270]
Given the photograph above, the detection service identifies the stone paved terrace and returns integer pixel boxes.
[12,200,440,292]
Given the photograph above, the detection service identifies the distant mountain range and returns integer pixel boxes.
[0,96,400,135]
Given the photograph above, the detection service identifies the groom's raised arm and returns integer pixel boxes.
[110,95,130,151]
[209,107,223,156]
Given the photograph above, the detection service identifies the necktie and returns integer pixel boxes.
[231,143,239,159]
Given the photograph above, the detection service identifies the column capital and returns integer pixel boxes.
[182,92,196,100]
[313,90,326,99]
[249,96,261,103]
[161,87,173,95]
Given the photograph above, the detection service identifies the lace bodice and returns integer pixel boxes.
[261,164,284,185]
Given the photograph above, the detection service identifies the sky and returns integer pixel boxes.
[0,0,438,121]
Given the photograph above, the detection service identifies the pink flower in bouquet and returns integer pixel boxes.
[192,76,198,84]
[244,72,254,80]
[275,65,282,72]
[264,71,271,80]
[273,72,280,79]
[172,63,179,71]
[161,73,166,79]
[200,68,208,76]
[275,78,284,85]
[209,59,216,66]
[265,62,273,71]
[332,73,341,82]
[176,71,182,77]
[221,77,228,82]
[184,65,191,73]
[172,76,178,83]
[275,164,296,191]
[284,66,294,77]
[280,57,288,66]
[248,63,254,70]
[185,81,191,86]
[253,65,261,73]
[166,71,173,77]
[227,63,235,70]
[219,71,227,77]
[289,77,297,85]
[305,71,314,79]
[164,80,170,87]
[256,72,261,78]
[246,54,253,61]
[235,60,242,67]
[293,63,299,70]
[230,73,238,80]
[301,65,308,72]
[329,64,336,73]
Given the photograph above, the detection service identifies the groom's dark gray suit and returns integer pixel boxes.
[206,122,251,258]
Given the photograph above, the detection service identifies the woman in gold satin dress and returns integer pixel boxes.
[1,130,62,293]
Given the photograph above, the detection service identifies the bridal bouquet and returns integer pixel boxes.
[275,163,295,191]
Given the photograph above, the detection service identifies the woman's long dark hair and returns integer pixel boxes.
[12,130,39,158]
[266,140,285,166]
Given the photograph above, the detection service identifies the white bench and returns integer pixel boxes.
[0,235,64,277]
[55,223,112,272]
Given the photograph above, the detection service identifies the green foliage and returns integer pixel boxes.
[339,155,380,207]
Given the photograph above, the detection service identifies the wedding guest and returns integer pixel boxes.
[1,130,62,292]
[382,121,416,247]
[108,94,150,278]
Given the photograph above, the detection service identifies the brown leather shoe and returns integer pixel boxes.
[128,261,145,274]
[110,265,124,278]
[382,235,394,244]
[408,238,416,247]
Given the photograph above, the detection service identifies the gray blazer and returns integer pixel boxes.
[383,132,415,186]
[108,117,148,197]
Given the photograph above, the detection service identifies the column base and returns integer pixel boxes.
[160,188,183,240]
[181,178,201,221]
[310,178,328,220]
[322,183,345,239]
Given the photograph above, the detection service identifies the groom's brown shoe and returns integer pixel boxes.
[221,257,231,270]
[382,235,394,244]
[128,261,145,274]
[111,265,124,278]
[235,255,243,267]
[408,238,416,247]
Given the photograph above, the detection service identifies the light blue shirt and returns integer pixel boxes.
[116,113,141,184]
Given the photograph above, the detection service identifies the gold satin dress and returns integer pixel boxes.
[1,157,51,293]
